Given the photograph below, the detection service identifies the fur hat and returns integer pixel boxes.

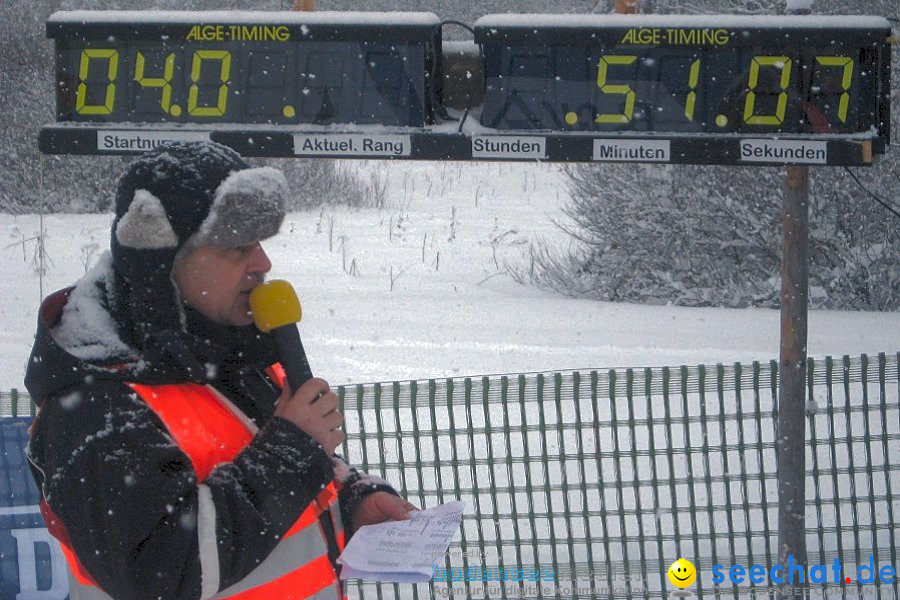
[110,141,286,346]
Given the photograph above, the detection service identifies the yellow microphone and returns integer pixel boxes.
[249,280,312,392]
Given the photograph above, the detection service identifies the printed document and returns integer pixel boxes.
[338,500,465,583]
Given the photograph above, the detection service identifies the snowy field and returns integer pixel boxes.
[1,161,898,599]
[1,161,898,393]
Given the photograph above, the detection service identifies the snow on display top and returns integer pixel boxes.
[474,13,891,31]
[47,10,441,27]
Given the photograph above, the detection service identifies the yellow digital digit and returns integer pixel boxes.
[815,56,853,123]
[595,55,637,124]
[134,51,176,115]
[743,55,792,126]
[188,50,231,117]
[75,49,119,115]
[684,58,701,121]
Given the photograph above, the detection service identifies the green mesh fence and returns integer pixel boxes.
[334,353,899,600]
[2,352,898,599]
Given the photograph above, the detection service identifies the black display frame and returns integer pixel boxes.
[39,11,892,166]
[48,11,442,128]
[474,14,891,142]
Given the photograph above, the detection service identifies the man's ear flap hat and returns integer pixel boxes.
[110,140,286,339]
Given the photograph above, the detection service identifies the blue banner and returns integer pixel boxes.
[0,418,68,600]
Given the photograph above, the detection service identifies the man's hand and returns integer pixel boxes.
[352,492,418,530]
[274,378,344,456]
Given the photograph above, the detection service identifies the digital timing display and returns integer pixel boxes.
[475,15,891,138]
[48,11,440,127]
[42,12,891,164]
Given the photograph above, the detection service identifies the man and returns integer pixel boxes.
[25,141,414,599]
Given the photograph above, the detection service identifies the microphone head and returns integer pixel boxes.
[248,279,302,333]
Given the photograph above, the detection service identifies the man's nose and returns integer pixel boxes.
[247,243,272,275]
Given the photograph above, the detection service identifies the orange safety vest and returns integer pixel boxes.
[54,377,347,600]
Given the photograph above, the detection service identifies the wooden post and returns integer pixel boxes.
[777,166,809,600]
[614,0,638,13]
[293,0,315,11]
[777,3,812,598]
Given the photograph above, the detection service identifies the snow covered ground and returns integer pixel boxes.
[1,161,897,393]
[1,161,897,600]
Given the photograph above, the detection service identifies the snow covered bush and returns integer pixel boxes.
[518,162,898,310]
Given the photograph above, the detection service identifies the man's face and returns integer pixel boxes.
[172,242,272,327]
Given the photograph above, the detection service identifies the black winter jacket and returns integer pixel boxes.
[25,261,393,599]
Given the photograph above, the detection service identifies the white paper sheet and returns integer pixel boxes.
[338,501,465,583]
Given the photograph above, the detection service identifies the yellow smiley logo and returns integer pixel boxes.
[668,558,697,588]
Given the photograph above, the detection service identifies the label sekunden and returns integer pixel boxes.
[740,140,827,164]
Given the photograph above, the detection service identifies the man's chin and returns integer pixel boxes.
[227,300,255,328]
[231,307,255,328]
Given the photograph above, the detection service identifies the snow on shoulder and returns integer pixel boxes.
[53,252,135,362]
